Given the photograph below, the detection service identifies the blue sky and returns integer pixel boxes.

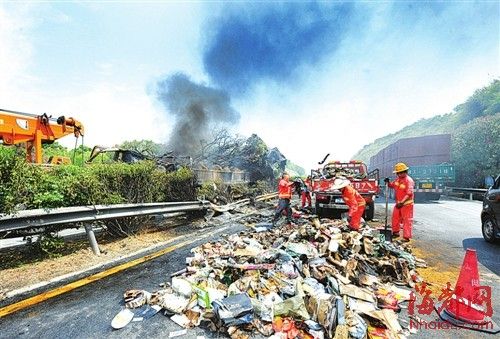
[1,1,498,168]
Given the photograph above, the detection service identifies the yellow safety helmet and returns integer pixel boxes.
[393,162,409,173]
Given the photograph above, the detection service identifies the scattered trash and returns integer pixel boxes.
[254,222,274,232]
[134,304,162,321]
[111,308,135,330]
[213,293,254,326]
[169,329,188,337]
[170,313,192,328]
[113,203,424,337]
[124,289,151,309]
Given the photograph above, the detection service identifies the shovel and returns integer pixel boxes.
[379,183,392,242]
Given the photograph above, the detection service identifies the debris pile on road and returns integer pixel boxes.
[117,213,426,338]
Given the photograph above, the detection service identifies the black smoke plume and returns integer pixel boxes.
[157,2,357,156]
[203,2,355,95]
[156,73,239,155]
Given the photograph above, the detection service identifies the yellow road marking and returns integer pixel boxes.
[0,225,230,318]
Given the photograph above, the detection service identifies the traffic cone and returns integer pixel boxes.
[435,248,499,333]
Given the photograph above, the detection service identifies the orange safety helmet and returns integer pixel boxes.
[393,162,409,173]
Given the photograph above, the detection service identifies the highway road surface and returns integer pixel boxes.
[409,198,500,338]
[0,198,498,338]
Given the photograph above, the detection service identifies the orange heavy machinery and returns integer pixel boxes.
[0,108,84,164]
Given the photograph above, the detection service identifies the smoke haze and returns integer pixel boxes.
[203,2,355,95]
[156,1,498,165]
[156,73,239,155]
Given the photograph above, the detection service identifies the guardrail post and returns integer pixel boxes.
[84,223,101,255]
[469,193,473,201]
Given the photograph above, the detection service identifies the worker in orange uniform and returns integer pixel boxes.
[384,162,415,241]
[301,176,312,209]
[272,172,295,225]
[331,177,366,231]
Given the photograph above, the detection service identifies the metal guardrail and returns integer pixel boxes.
[444,187,487,200]
[0,201,210,233]
[0,201,211,255]
[0,193,278,255]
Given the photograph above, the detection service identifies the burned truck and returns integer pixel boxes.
[87,145,191,172]
[312,159,380,220]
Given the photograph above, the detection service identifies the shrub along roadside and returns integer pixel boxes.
[0,147,197,215]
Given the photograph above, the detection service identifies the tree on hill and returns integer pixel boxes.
[452,114,500,187]
[455,79,500,123]
[352,79,500,170]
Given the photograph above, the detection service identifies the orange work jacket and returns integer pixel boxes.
[278,179,292,199]
[342,185,366,216]
[388,175,415,205]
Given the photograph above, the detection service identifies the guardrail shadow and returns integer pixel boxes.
[462,237,500,275]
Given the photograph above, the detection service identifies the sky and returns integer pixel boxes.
[0,1,498,169]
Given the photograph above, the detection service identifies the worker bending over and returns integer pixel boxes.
[331,177,366,231]
[384,162,415,241]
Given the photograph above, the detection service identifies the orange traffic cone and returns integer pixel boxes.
[435,248,499,333]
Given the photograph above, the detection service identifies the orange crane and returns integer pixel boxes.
[0,108,84,164]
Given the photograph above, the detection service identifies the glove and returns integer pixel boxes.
[396,202,404,209]
[384,177,390,184]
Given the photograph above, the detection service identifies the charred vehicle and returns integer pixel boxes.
[87,145,191,172]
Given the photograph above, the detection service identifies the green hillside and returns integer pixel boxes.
[352,79,500,187]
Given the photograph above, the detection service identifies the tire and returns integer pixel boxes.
[332,210,343,219]
[365,201,375,221]
[427,193,441,201]
[315,202,324,218]
[482,215,498,243]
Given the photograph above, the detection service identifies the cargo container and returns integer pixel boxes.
[369,134,454,200]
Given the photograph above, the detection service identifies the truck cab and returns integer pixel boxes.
[408,163,455,200]
[312,160,380,220]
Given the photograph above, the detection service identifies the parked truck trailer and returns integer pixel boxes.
[370,134,455,201]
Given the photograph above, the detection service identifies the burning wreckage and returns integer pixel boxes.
[112,206,426,338]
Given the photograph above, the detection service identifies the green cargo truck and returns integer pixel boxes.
[408,163,455,200]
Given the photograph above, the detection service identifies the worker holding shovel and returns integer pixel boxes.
[384,162,415,241]
[331,177,366,231]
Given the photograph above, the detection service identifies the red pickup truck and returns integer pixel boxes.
[311,160,380,220]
